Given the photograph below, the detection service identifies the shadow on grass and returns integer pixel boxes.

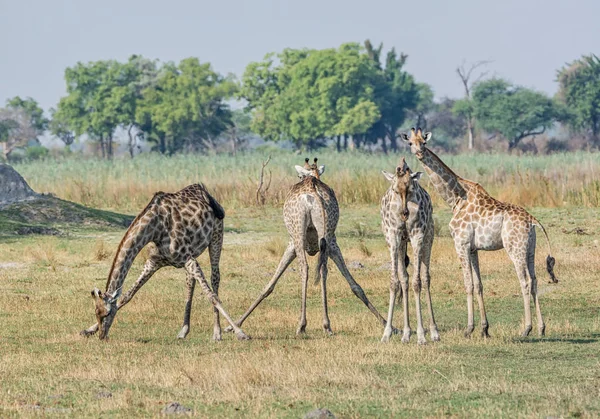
[513,335,600,344]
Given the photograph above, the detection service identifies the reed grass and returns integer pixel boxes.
[13,150,600,213]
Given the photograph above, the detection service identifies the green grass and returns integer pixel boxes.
[1,204,599,417]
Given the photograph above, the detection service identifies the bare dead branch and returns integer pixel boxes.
[256,155,272,206]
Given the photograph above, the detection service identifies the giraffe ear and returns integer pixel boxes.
[381,170,395,182]
[91,287,103,299]
[422,132,432,143]
[400,133,410,143]
[410,172,424,181]
[318,165,325,176]
[295,165,311,178]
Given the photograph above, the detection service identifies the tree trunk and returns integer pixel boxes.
[107,135,114,159]
[99,136,106,159]
[467,118,474,150]
[381,136,388,154]
[127,125,135,158]
[343,135,348,151]
[336,135,341,152]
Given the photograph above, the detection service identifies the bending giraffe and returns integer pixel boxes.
[226,158,390,335]
[80,184,249,341]
[401,128,558,337]
[380,157,440,344]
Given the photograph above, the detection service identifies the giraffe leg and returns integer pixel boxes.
[177,271,195,339]
[296,237,309,335]
[398,241,411,343]
[411,238,426,345]
[471,250,490,338]
[329,238,389,329]
[225,241,296,331]
[80,256,163,337]
[505,240,533,337]
[527,231,545,336]
[185,259,250,340]
[208,220,224,341]
[382,237,400,343]
[455,243,475,338]
[421,230,440,341]
[320,248,332,336]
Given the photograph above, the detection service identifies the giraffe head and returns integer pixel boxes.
[382,157,423,221]
[91,287,120,340]
[295,157,325,179]
[400,127,432,160]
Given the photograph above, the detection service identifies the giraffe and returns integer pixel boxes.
[401,128,558,338]
[80,183,250,341]
[380,157,440,344]
[225,158,391,335]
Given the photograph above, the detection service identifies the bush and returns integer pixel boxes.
[24,145,49,161]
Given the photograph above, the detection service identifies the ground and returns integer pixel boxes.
[0,205,599,417]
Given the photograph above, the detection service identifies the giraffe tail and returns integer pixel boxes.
[314,238,328,285]
[533,219,558,284]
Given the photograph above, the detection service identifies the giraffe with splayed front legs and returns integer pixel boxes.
[80,184,249,341]
[401,128,558,338]
[380,157,440,344]
[226,158,391,335]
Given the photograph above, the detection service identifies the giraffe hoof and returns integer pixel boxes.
[235,332,251,341]
[430,329,441,342]
[381,335,391,343]
[417,338,427,346]
[177,325,189,339]
[212,334,222,342]
[539,325,546,337]
[464,326,474,338]
[521,326,532,337]
[80,329,96,337]
[323,327,333,336]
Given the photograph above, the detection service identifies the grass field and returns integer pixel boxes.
[1,152,600,417]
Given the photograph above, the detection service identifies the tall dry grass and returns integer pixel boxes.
[13,150,600,213]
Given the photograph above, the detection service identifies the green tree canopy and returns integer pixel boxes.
[557,54,600,145]
[240,41,417,152]
[471,78,557,150]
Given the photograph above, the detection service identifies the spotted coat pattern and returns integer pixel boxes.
[380,160,440,344]
[402,128,558,338]
[81,184,249,341]
[228,160,389,335]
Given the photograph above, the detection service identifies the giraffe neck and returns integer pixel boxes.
[418,148,467,208]
[105,203,158,296]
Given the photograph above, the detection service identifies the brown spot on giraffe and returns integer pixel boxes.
[401,127,558,338]
[225,158,390,336]
[380,157,440,344]
[81,184,249,341]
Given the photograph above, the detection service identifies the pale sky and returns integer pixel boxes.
[1,0,598,113]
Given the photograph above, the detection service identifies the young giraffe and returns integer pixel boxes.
[380,157,440,344]
[226,158,390,335]
[401,128,558,337]
[80,183,249,341]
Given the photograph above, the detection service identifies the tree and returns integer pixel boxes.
[556,54,600,146]
[225,109,253,155]
[0,97,48,160]
[240,41,418,152]
[455,60,491,149]
[139,58,236,155]
[471,78,557,151]
[408,83,435,131]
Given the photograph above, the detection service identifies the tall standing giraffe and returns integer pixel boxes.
[80,184,249,341]
[226,158,390,335]
[380,157,440,344]
[401,128,558,337]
